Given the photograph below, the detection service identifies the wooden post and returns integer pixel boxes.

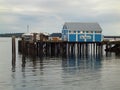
[79,43,81,56]
[33,33,37,42]
[90,43,93,54]
[86,43,88,56]
[93,43,95,54]
[36,42,39,56]
[101,44,103,55]
[12,36,16,72]
[21,37,25,54]
[39,42,43,57]
[98,43,101,55]
[49,43,51,56]
[12,36,16,55]
[18,40,22,52]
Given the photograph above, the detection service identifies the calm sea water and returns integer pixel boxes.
[0,38,120,90]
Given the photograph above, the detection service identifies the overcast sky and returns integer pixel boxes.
[0,0,120,35]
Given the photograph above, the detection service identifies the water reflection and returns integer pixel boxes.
[22,54,26,72]
[39,57,44,71]
[11,50,120,90]
[62,53,102,73]
[106,51,112,57]
[19,52,103,73]
[21,54,45,75]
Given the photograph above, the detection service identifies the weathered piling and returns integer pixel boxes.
[12,36,16,72]
[39,42,44,57]
[18,40,22,52]
[12,36,16,56]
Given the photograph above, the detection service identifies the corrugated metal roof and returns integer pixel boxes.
[63,22,102,31]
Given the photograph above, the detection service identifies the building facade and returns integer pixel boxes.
[62,22,103,42]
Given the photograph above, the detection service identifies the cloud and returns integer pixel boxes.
[0,0,120,35]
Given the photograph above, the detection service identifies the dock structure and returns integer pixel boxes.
[17,22,120,57]
[102,40,120,53]
[18,37,120,58]
[18,40,103,57]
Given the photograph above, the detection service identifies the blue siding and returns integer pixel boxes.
[95,34,102,42]
[86,34,93,42]
[62,29,102,42]
[62,30,68,41]
[78,34,85,42]
[69,34,76,42]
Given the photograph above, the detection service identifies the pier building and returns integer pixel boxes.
[49,33,62,41]
[62,22,103,42]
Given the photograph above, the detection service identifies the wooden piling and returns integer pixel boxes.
[12,36,16,72]
[79,43,81,55]
[12,36,16,55]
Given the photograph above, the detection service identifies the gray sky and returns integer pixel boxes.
[0,0,120,35]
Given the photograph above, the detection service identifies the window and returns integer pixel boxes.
[80,35,91,39]
[74,31,76,33]
[91,31,93,33]
[78,31,80,33]
[80,31,83,33]
[86,31,89,33]
[86,31,93,33]
[69,31,75,34]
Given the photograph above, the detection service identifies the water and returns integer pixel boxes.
[0,38,120,90]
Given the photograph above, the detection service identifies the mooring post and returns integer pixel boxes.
[12,36,16,55]
[12,36,16,72]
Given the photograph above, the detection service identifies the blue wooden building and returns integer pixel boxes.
[62,22,103,42]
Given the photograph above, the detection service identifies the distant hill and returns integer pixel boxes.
[0,33,24,38]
